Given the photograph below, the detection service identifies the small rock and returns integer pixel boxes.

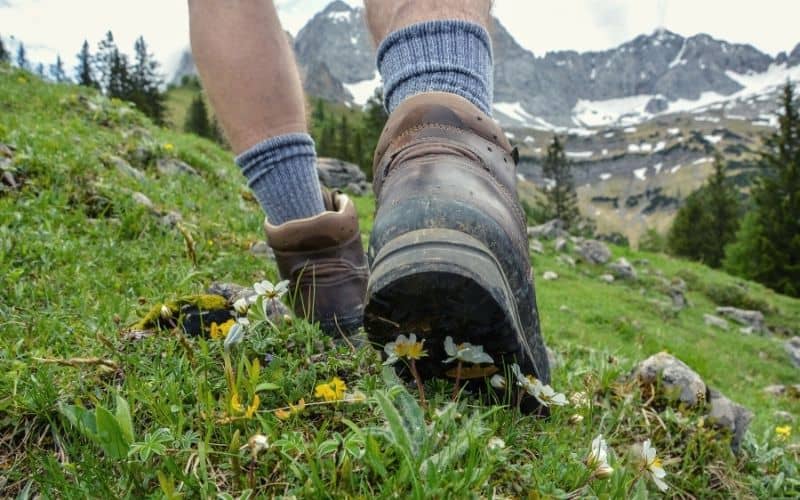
[1,170,18,190]
[543,271,559,281]
[634,258,650,267]
[631,352,706,406]
[263,297,292,322]
[527,219,567,240]
[345,182,367,196]
[785,337,800,368]
[0,143,14,157]
[716,307,765,334]
[554,237,568,252]
[559,305,569,312]
[707,389,753,452]
[774,411,795,422]
[671,277,687,292]
[704,314,729,330]
[600,274,615,283]
[557,254,576,267]
[529,239,544,254]
[668,286,688,310]
[249,240,275,259]
[740,326,754,335]
[131,191,154,210]
[317,157,369,193]
[157,158,199,176]
[608,257,637,280]
[207,282,254,304]
[576,239,611,265]
[159,211,183,227]
[764,384,786,396]
[109,155,145,181]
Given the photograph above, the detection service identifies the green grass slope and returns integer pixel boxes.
[1,65,799,498]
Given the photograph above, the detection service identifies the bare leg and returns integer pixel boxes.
[188,0,307,154]
[363,0,492,46]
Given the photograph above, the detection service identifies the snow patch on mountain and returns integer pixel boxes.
[343,71,382,107]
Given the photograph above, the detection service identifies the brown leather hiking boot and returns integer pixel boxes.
[364,92,551,411]
[264,190,368,336]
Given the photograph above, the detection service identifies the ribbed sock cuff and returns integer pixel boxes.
[377,20,493,115]
[235,133,325,225]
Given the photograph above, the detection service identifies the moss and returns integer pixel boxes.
[131,293,230,331]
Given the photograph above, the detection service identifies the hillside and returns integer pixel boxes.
[1,65,799,497]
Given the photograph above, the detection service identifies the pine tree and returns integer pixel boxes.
[0,35,9,63]
[337,115,351,160]
[724,82,800,296]
[210,116,228,148]
[75,40,99,89]
[16,43,28,70]
[541,136,579,227]
[129,36,166,124]
[184,93,211,138]
[49,55,69,82]
[96,31,131,99]
[360,88,388,179]
[35,62,45,78]
[668,154,740,267]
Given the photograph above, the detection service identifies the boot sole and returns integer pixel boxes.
[364,228,545,407]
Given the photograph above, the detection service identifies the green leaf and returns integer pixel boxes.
[95,406,130,460]
[114,395,134,444]
[59,403,98,443]
[254,382,281,392]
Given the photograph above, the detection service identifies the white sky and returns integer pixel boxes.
[1,0,798,77]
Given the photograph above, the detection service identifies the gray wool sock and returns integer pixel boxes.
[377,20,493,115]
[235,133,325,225]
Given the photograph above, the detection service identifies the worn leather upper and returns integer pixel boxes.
[264,191,368,333]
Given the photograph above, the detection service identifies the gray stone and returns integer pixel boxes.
[707,389,753,452]
[763,384,787,396]
[554,237,568,253]
[249,240,275,259]
[317,157,369,194]
[608,257,637,280]
[668,286,687,309]
[109,155,145,181]
[577,239,612,265]
[704,314,729,330]
[159,211,183,227]
[631,352,707,406]
[131,192,154,211]
[529,239,544,254]
[207,282,254,304]
[774,411,795,423]
[671,278,687,292]
[785,337,800,368]
[543,271,559,281]
[600,274,615,283]
[157,158,199,176]
[557,254,576,267]
[527,219,567,240]
[1,170,18,190]
[716,307,765,333]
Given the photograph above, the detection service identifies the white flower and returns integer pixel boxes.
[253,279,289,299]
[223,322,245,352]
[586,435,609,469]
[241,433,269,460]
[511,363,543,396]
[535,384,568,407]
[383,334,426,365]
[443,336,494,365]
[639,439,668,492]
[233,297,249,314]
[490,374,507,389]
[487,436,506,451]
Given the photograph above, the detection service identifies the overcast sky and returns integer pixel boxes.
[1,0,799,76]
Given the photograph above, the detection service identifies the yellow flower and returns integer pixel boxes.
[231,392,244,413]
[163,142,174,151]
[776,425,792,440]
[314,377,347,402]
[275,398,306,420]
[245,394,260,418]
[210,319,236,340]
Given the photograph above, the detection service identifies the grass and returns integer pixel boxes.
[1,64,799,498]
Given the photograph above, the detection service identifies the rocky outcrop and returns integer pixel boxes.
[316,157,370,195]
[786,337,800,369]
[527,219,567,240]
[608,257,637,280]
[716,307,765,334]
[576,239,611,265]
[704,314,729,330]
[631,352,753,451]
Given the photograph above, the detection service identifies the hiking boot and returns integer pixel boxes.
[364,92,550,410]
[265,190,368,336]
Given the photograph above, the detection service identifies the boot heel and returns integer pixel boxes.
[364,228,538,381]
